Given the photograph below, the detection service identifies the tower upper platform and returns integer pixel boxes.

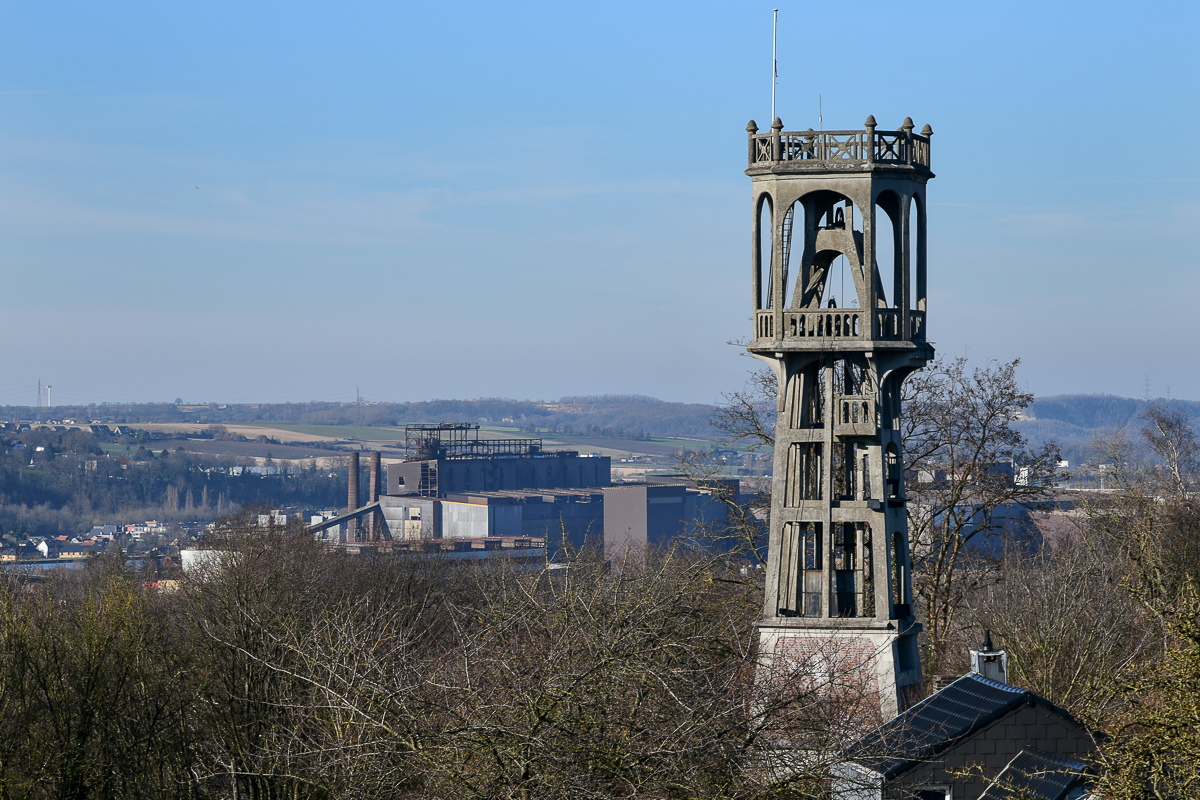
[746,115,934,356]
[746,116,933,176]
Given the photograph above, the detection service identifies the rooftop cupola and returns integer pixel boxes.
[970,629,1009,684]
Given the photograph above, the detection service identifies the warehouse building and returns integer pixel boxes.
[318,424,738,556]
[379,488,605,550]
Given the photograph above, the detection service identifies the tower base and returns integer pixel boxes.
[756,621,924,731]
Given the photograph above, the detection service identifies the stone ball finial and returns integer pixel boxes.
[864,114,877,127]
[747,120,759,134]
[921,123,933,137]
[771,117,784,132]
[901,116,915,132]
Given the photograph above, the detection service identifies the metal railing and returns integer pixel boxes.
[406,423,543,461]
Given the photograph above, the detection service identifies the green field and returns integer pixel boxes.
[233,423,724,457]
[478,426,715,448]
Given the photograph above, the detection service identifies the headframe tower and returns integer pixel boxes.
[746,116,934,721]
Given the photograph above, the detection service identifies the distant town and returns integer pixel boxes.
[1,392,1190,575]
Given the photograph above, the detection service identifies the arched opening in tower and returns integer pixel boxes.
[873,191,902,309]
[913,193,927,312]
[757,195,773,309]
[906,195,915,312]
[782,200,799,308]
[817,198,861,309]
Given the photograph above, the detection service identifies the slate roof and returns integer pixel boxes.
[979,749,1091,800]
[845,673,1032,778]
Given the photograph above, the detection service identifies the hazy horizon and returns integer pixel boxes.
[7,389,1199,410]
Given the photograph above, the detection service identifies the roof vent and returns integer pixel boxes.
[970,629,1008,684]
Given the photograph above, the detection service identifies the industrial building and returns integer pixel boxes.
[309,424,737,556]
[379,488,605,549]
[378,483,731,552]
[387,423,610,496]
[603,481,732,560]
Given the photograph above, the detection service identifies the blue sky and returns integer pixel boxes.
[1,1,1197,406]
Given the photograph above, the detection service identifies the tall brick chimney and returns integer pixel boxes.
[348,451,360,512]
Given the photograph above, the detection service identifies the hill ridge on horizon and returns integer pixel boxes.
[1017,393,1200,466]
[4,393,1193,461]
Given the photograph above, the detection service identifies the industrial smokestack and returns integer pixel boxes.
[367,452,383,542]
[348,452,360,512]
[369,452,381,503]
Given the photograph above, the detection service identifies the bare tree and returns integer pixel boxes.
[1079,402,1200,799]
[709,367,777,455]
[197,530,903,799]
[180,512,387,798]
[678,368,776,565]
[1141,401,1200,496]
[1086,403,1200,612]
[961,542,1158,723]
[0,564,199,800]
[901,357,1061,673]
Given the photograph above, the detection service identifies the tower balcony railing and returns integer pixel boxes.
[835,395,877,437]
[747,116,932,170]
[754,309,926,344]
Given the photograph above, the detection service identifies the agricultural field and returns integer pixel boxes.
[108,420,744,466]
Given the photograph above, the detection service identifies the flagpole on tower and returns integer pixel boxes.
[771,9,778,122]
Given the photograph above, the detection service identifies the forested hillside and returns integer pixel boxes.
[1017,394,1200,464]
[0,428,346,539]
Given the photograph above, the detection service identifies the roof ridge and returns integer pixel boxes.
[962,673,1026,693]
[890,672,1024,719]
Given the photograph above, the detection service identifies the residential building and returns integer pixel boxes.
[834,636,1094,800]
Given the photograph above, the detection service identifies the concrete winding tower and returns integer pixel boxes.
[746,116,934,721]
